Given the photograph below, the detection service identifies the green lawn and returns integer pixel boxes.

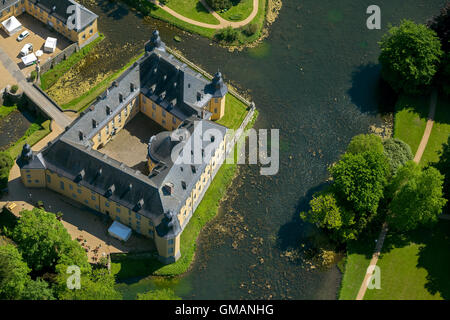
[421,95,450,166]
[218,0,254,21]
[338,238,375,300]
[217,94,249,129]
[393,94,429,156]
[6,118,51,159]
[364,221,450,300]
[166,0,219,25]
[0,105,18,120]
[40,34,105,91]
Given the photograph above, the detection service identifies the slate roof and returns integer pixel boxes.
[0,0,18,12]
[28,0,97,31]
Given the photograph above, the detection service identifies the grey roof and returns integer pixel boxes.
[0,0,18,12]
[28,0,98,31]
[17,32,229,239]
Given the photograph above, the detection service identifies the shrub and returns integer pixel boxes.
[383,138,413,174]
[207,0,233,11]
[215,26,240,43]
[243,23,258,36]
[10,85,19,94]
[379,20,443,95]
[427,2,450,53]
[0,152,14,191]
[30,71,37,82]
[347,134,384,155]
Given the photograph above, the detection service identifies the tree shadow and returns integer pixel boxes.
[347,63,399,116]
[97,0,131,21]
[276,182,329,253]
[415,220,450,299]
[196,1,211,14]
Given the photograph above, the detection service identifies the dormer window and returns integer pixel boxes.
[181,181,186,190]
[119,93,123,103]
[106,106,111,115]
[130,83,135,92]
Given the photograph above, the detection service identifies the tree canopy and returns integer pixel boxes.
[0,151,13,191]
[383,138,413,174]
[21,278,55,300]
[11,208,90,272]
[428,2,450,53]
[0,244,31,299]
[346,134,384,155]
[379,20,443,94]
[387,161,447,231]
[431,135,450,206]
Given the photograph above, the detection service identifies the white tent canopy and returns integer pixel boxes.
[21,53,37,66]
[108,221,132,242]
[44,37,57,53]
[1,16,22,36]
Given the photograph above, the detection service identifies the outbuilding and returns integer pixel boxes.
[44,37,57,53]
[108,221,132,242]
[1,16,22,36]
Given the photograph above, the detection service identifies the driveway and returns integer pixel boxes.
[0,13,71,75]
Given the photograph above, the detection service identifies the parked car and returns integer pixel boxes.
[20,43,33,57]
[17,30,29,41]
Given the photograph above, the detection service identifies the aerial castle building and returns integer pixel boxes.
[17,31,229,264]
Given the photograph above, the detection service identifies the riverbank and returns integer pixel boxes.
[339,92,450,300]
[120,0,269,46]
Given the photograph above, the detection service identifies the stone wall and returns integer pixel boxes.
[40,42,79,74]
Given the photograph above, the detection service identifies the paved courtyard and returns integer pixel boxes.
[99,113,165,174]
[0,13,71,74]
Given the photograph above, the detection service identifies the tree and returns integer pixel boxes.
[0,244,31,299]
[215,26,240,43]
[387,161,447,231]
[383,138,413,174]
[330,151,390,217]
[0,151,13,191]
[379,20,443,94]
[57,269,122,300]
[428,2,450,52]
[136,288,181,300]
[12,208,90,272]
[300,192,357,242]
[347,134,384,155]
[441,53,450,96]
[431,135,450,205]
[21,278,55,300]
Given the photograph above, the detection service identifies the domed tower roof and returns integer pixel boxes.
[148,131,183,166]
[145,30,166,52]
[206,71,228,98]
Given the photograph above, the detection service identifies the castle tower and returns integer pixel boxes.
[145,30,166,53]
[207,72,228,120]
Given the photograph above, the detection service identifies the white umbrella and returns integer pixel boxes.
[35,50,43,57]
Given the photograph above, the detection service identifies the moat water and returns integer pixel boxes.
[73,0,446,299]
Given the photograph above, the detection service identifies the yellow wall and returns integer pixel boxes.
[208,96,226,120]
[140,94,182,131]
[0,1,25,23]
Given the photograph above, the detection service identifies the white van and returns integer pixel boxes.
[20,43,33,57]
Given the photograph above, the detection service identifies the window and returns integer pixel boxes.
[148,230,154,237]
[215,98,219,103]
[135,213,141,220]
[91,195,96,201]
[97,133,101,143]
[105,202,110,207]
[90,29,93,34]
[84,200,89,205]
[72,193,77,199]
[116,207,121,213]
[105,125,109,135]
[168,247,174,254]
[172,117,176,124]
[152,103,156,110]
[142,97,146,104]
[162,110,166,117]
[77,189,82,194]
[69,184,73,190]
[46,175,51,183]
[214,108,218,113]
[27,175,31,178]
[168,239,174,245]
[34,180,39,184]
[60,181,64,190]
[118,113,122,123]
[162,119,166,125]
[152,111,155,118]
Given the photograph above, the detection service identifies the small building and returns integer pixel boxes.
[0,0,99,48]
[1,15,22,36]
[108,221,132,242]
[44,36,57,53]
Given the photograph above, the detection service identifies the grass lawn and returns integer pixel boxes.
[6,118,51,159]
[218,0,254,21]
[40,34,105,91]
[364,221,450,300]
[0,105,18,120]
[217,94,249,129]
[338,237,376,300]
[60,52,144,112]
[166,0,219,25]
[421,95,450,166]
[393,94,429,157]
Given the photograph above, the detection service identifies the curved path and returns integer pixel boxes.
[355,88,438,300]
[150,0,259,29]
